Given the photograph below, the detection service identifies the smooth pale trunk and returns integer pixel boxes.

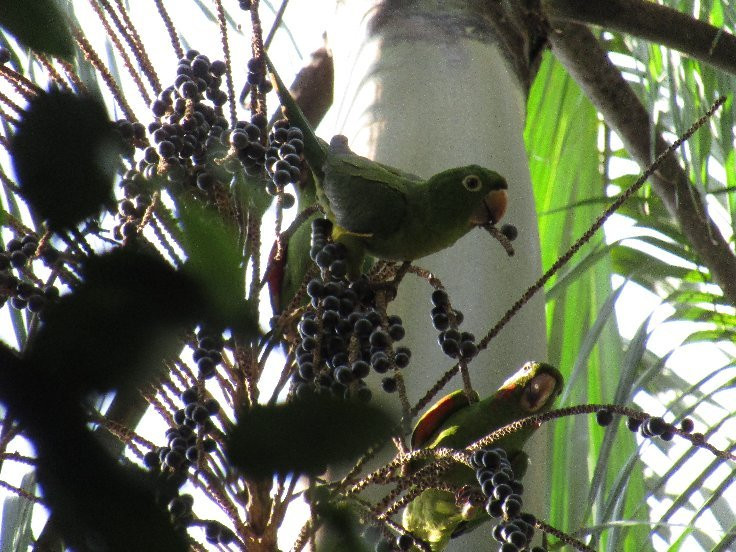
[323,3,550,548]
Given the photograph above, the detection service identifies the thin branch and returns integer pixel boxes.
[543,0,736,76]
[72,28,137,121]
[152,0,183,60]
[87,0,151,104]
[109,0,162,93]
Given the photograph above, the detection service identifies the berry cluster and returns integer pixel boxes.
[120,49,268,196]
[596,408,696,443]
[142,386,219,529]
[0,235,60,315]
[472,448,546,552]
[143,395,218,474]
[142,329,225,535]
[193,327,225,379]
[265,118,304,202]
[113,118,146,161]
[227,115,268,177]
[109,48,303,237]
[628,414,693,441]
[245,56,273,94]
[137,51,231,187]
[165,492,194,529]
[113,170,151,240]
[203,519,237,545]
[431,289,477,360]
[290,219,410,401]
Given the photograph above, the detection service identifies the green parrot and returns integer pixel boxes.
[402,361,564,551]
[266,57,509,282]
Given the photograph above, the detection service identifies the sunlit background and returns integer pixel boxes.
[0,2,734,551]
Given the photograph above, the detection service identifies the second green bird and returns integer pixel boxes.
[402,361,564,550]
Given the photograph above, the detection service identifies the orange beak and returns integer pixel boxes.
[485,188,508,225]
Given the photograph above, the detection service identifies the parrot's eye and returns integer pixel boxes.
[462,174,482,191]
[520,373,559,412]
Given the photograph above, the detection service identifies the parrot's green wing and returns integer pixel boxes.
[421,362,562,452]
[268,57,408,237]
[321,135,408,236]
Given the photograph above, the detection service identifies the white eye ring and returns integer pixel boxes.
[462,174,482,191]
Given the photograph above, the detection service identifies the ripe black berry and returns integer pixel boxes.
[627,417,643,432]
[381,377,397,393]
[396,534,414,550]
[596,408,613,426]
[431,288,449,307]
[501,223,518,241]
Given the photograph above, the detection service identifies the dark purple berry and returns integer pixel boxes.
[394,350,410,368]
[482,449,503,470]
[10,251,27,268]
[351,360,370,379]
[596,408,613,426]
[371,353,390,373]
[646,416,667,436]
[431,289,449,307]
[432,313,450,331]
[396,534,414,550]
[501,223,518,241]
[460,340,478,359]
[486,498,503,518]
[388,324,405,341]
[369,330,390,348]
[143,450,160,469]
[627,417,643,432]
[441,338,460,358]
[204,398,220,415]
[680,418,694,433]
[502,496,522,518]
[164,449,184,469]
[382,377,397,393]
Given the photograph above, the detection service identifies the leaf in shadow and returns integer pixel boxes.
[25,247,207,395]
[178,200,259,336]
[10,88,122,231]
[226,396,394,478]
[309,487,372,552]
[34,433,188,552]
[0,1,74,60]
[0,343,188,552]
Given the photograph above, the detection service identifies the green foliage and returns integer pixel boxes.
[10,89,121,231]
[526,52,645,549]
[226,396,395,478]
[178,200,260,334]
[0,1,734,552]
[26,248,208,394]
[0,0,74,60]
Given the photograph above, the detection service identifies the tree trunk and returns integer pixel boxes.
[327,2,548,547]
